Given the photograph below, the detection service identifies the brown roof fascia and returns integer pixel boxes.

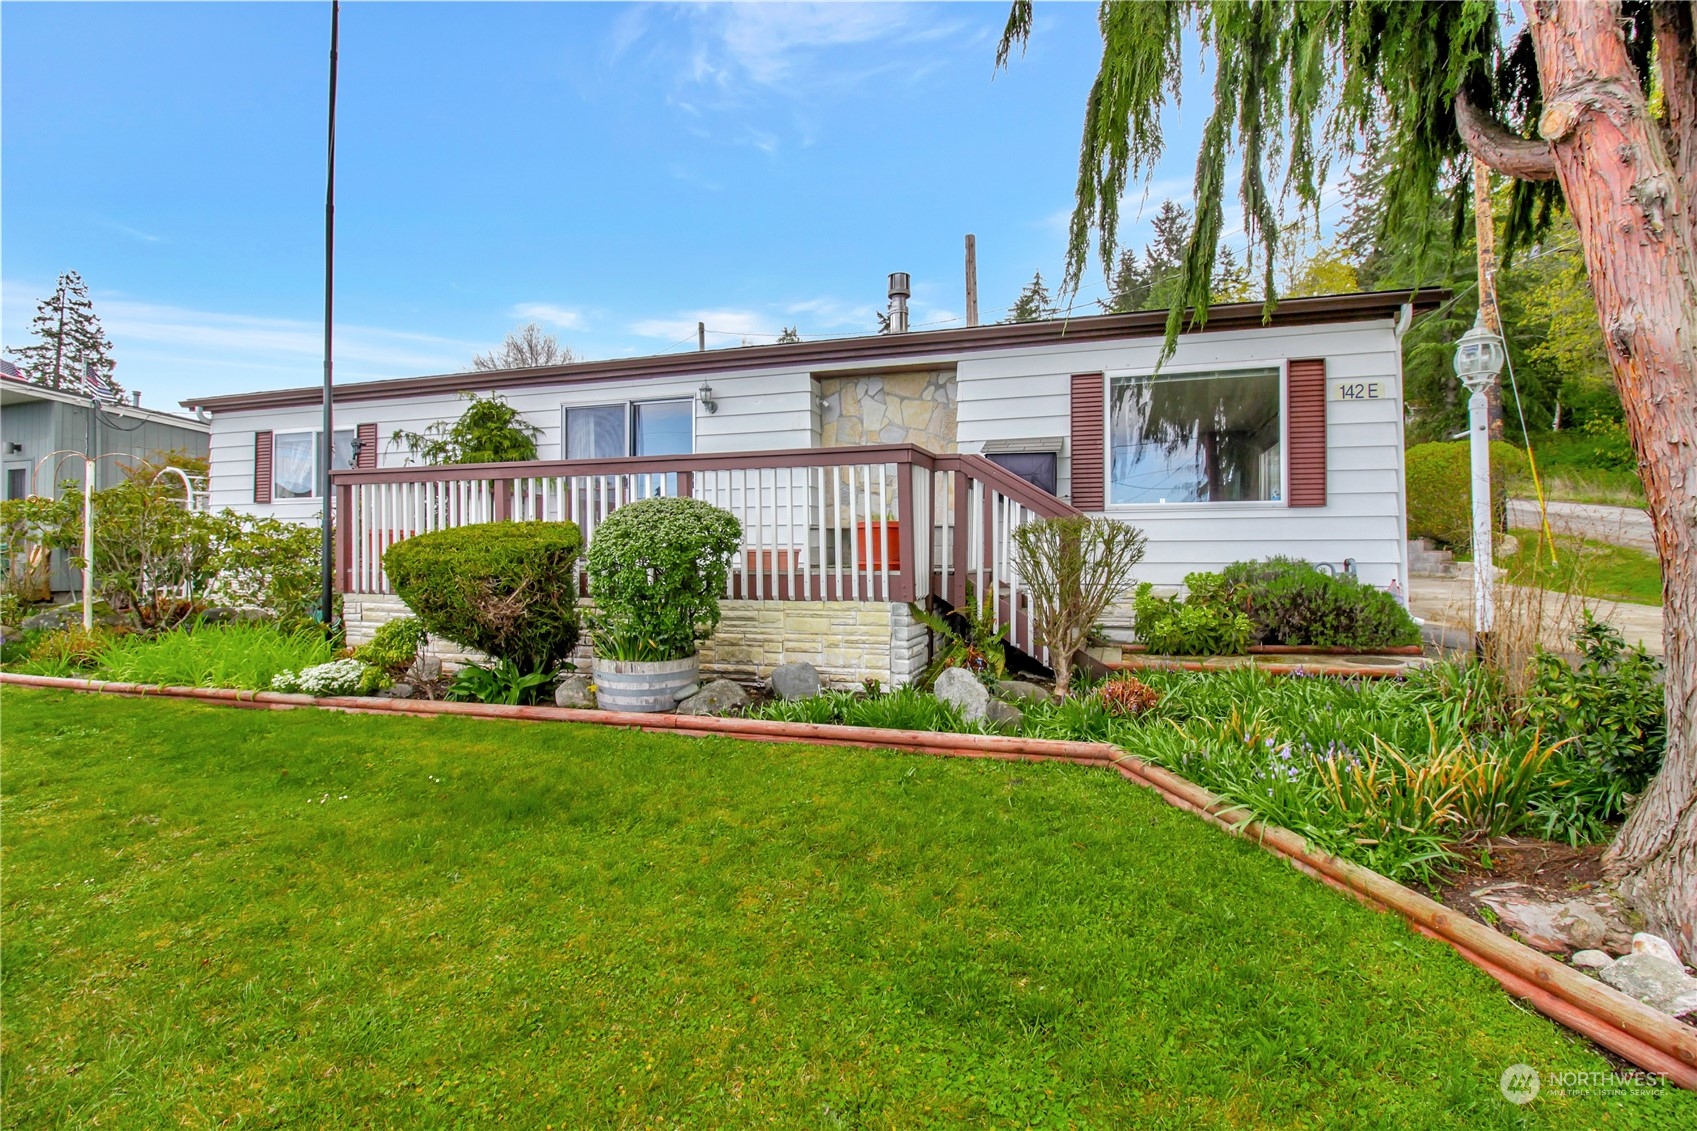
[182,289,1444,414]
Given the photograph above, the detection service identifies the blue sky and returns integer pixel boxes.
[3,2,1252,410]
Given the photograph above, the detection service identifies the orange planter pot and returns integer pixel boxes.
[855,520,901,572]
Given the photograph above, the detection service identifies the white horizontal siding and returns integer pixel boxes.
[201,315,1411,590]
[954,318,1409,589]
[205,369,817,517]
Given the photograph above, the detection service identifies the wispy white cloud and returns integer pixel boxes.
[102,220,164,244]
[511,302,585,330]
[3,278,483,406]
[709,3,917,87]
[630,308,779,344]
[783,295,877,330]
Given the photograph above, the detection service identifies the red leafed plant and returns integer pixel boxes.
[1097,675,1159,717]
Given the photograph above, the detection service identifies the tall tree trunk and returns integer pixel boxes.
[1504,1,1697,960]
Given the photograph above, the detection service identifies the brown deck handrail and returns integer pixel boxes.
[330,443,1079,657]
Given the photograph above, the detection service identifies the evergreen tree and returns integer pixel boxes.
[1211,246,1254,303]
[5,271,119,394]
[776,326,802,344]
[1007,271,1056,322]
[1105,202,1254,311]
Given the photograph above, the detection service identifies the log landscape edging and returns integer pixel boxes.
[4,670,1693,1090]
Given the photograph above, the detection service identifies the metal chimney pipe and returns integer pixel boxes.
[887,272,910,334]
[130,390,141,406]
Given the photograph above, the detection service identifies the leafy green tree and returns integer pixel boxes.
[390,392,541,465]
[5,271,120,394]
[776,326,802,344]
[1007,271,1057,322]
[999,0,1697,959]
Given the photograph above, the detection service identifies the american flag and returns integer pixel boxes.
[84,362,120,403]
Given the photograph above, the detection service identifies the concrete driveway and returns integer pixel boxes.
[1410,574,1663,656]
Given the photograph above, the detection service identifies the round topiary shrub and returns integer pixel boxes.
[586,497,742,661]
[382,521,583,671]
[1405,440,1526,552]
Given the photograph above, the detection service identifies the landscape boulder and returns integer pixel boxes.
[934,667,991,721]
[1631,933,1685,967]
[1570,950,1615,972]
[1597,952,1697,1018]
[676,679,749,717]
[554,674,596,709]
[998,680,1049,705]
[770,661,822,701]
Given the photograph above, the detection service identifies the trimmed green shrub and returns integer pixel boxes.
[383,521,583,671]
[1405,440,1526,551]
[1132,577,1254,655]
[586,497,742,661]
[1218,557,1421,649]
[352,616,427,679]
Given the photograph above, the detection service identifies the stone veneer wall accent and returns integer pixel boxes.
[818,370,956,452]
[342,596,930,691]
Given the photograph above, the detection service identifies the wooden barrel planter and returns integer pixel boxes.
[591,656,699,713]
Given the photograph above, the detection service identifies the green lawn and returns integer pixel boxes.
[1499,527,1664,607]
[3,691,1689,1129]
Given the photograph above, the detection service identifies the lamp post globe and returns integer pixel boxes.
[1453,312,1507,642]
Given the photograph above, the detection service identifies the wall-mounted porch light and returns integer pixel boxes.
[697,381,718,415]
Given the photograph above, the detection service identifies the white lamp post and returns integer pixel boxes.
[1453,312,1507,641]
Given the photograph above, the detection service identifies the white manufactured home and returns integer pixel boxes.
[184,290,1434,685]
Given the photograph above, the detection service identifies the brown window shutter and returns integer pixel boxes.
[1286,358,1327,507]
[254,430,273,504]
[1069,373,1106,510]
[356,422,378,468]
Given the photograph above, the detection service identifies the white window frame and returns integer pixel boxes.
[560,397,695,459]
[1100,361,1289,513]
[272,428,356,501]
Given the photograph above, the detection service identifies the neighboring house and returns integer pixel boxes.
[2,376,212,593]
[183,289,1437,684]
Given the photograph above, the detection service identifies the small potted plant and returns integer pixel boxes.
[586,497,742,712]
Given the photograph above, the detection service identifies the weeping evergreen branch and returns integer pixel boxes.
[999,0,1583,358]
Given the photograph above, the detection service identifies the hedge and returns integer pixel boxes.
[1405,440,1527,552]
[383,521,583,671]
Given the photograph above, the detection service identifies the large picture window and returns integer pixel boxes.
[1108,368,1282,504]
[273,429,355,499]
[563,398,692,459]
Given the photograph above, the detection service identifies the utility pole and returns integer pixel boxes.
[697,321,706,352]
[53,282,66,389]
[319,0,339,627]
[1472,157,1506,440]
[964,234,979,327]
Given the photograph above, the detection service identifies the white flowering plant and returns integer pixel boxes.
[271,658,370,697]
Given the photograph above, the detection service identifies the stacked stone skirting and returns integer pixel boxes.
[341,595,930,690]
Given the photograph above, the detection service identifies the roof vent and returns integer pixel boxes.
[887,272,910,334]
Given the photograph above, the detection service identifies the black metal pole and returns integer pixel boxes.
[319,0,339,626]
